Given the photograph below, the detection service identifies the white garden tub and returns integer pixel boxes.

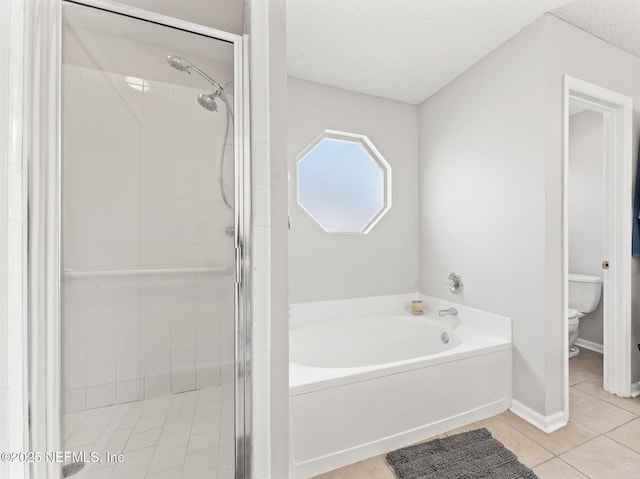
[289,296,512,479]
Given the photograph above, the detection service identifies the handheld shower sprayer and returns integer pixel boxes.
[166,54,234,209]
[167,55,191,72]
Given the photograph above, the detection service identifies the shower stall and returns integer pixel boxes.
[28,1,250,478]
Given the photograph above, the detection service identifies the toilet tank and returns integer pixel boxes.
[568,273,602,313]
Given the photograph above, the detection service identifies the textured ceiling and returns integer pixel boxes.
[286,0,639,105]
[551,0,640,59]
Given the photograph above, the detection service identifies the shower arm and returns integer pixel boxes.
[187,63,228,102]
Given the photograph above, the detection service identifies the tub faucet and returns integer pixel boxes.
[438,307,458,317]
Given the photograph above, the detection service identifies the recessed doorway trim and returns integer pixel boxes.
[562,76,633,420]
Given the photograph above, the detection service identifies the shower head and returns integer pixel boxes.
[197,92,219,112]
[167,55,192,73]
[167,55,232,115]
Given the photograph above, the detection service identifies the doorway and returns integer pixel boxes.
[562,76,633,420]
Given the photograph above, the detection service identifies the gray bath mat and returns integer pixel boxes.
[387,428,540,479]
[62,461,85,478]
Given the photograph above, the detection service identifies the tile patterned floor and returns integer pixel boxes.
[313,350,640,479]
[62,385,234,479]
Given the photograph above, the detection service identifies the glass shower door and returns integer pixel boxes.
[60,3,238,478]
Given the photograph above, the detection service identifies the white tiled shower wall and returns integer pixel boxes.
[61,64,235,413]
[0,0,26,477]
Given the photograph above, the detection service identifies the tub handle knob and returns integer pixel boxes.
[446,273,463,294]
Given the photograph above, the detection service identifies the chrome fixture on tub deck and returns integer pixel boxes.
[438,307,458,317]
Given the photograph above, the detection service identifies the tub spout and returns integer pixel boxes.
[438,307,458,317]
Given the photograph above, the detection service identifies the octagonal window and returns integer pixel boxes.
[297,130,391,234]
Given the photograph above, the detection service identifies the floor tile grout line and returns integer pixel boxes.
[491,412,559,458]
[606,414,640,432]
[122,414,163,477]
[214,386,224,479]
[571,383,640,416]
[576,389,640,419]
[602,430,640,456]
[70,402,131,477]
[557,432,640,479]
[531,454,589,477]
[504,422,603,478]
[555,432,604,479]
[554,456,591,479]
[155,390,201,477]
[179,388,202,478]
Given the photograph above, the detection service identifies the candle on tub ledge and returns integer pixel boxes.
[412,300,423,315]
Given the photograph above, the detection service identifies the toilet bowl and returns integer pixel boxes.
[568,273,602,358]
[568,309,584,359]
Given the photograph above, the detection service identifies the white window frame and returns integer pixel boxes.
[296,129,392,234]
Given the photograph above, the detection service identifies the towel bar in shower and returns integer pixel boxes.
[62,265,232,280]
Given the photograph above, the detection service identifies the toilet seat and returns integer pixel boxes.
[568,308,582,319]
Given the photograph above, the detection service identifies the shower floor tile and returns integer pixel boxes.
[62,385,234,479]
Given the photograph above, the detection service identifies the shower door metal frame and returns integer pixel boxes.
[27,1,252,478]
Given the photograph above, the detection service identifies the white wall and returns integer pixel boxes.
[419,14,640,417]
[568,110,604,345]
[288,78,419,303]
[418,19,549,413]
[109,0,245,35]
[544,13,640,388]
[0,0,26,477]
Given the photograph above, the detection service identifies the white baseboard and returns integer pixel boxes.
[575,338,604,354]
[510,399,566,434]
[631,382,640,398]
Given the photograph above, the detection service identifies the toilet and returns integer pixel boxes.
[568,273,602,358]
